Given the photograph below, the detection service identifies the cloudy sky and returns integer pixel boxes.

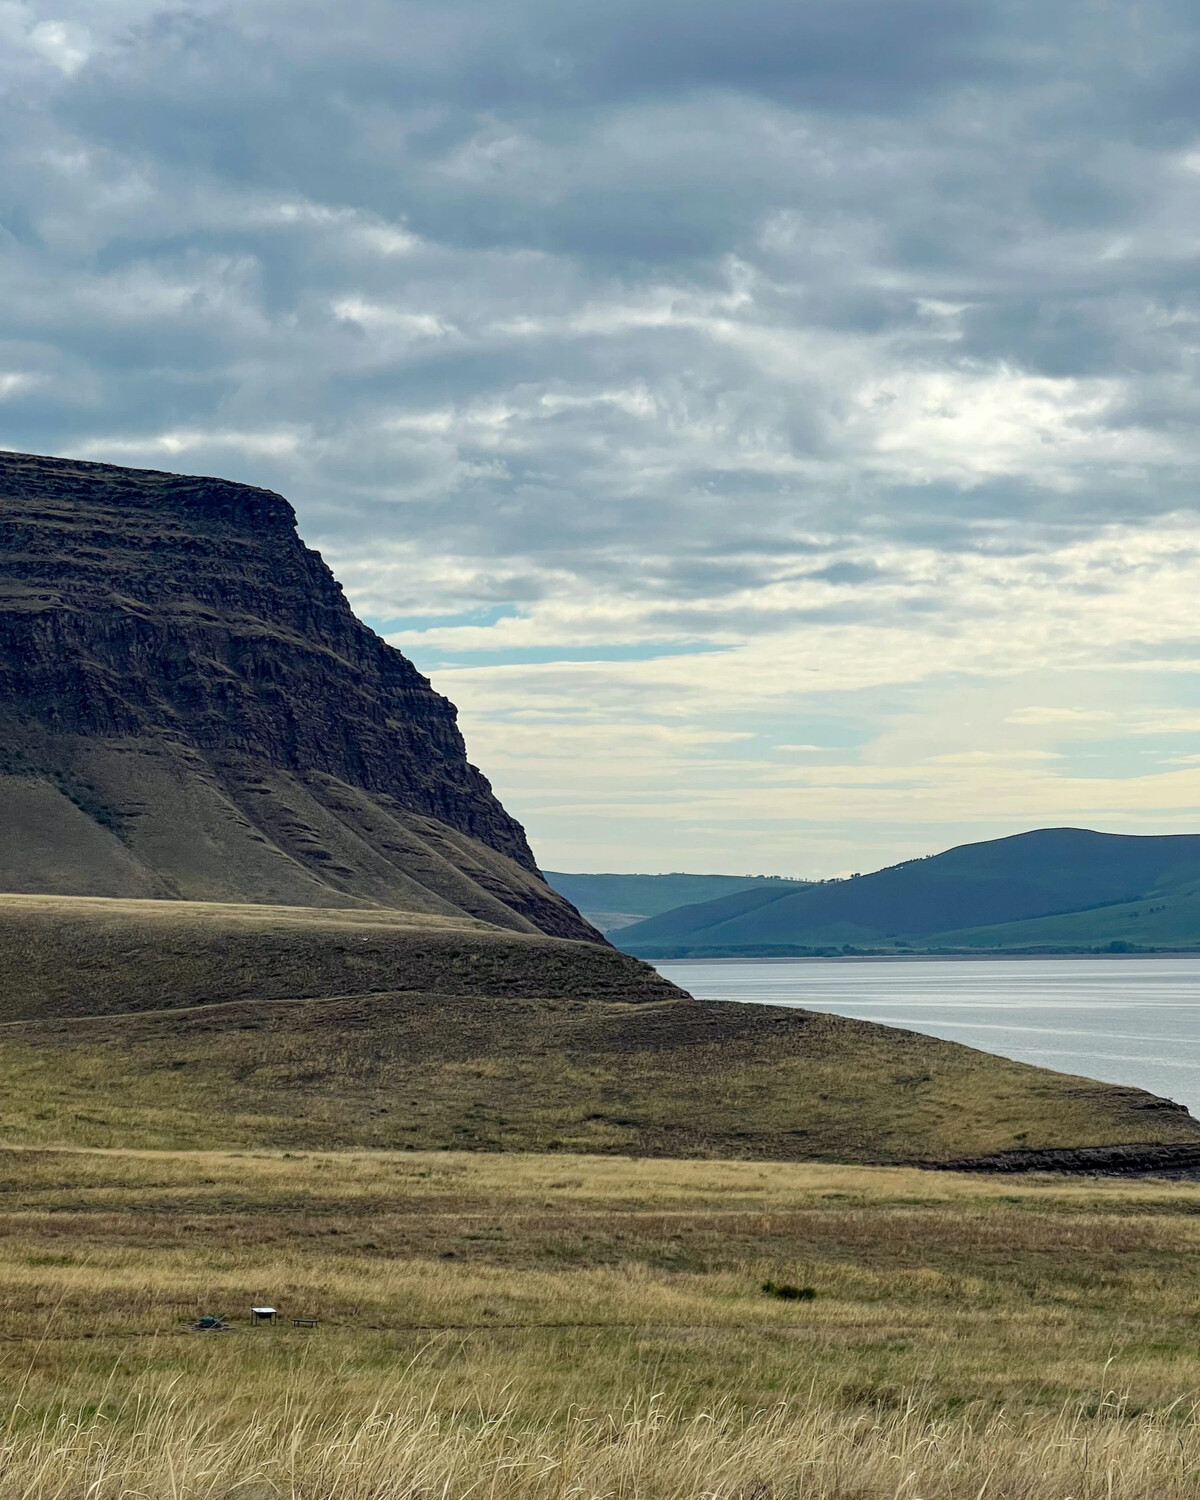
[4,0,1200,875]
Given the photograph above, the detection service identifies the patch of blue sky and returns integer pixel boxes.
[754,705,883,756]
[362,604,520,635]
[402,642,732,669]
[1050,737,1199,781]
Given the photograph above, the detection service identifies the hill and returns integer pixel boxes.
[1,893,1198,1165]
[618,827,1200,956]
[1,451,1195,1168]
[0,894,679,1025]
[543,872,807,933]
[0,450,594,940]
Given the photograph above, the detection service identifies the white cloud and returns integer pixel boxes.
[79,427,306,459]
[0,372,43,398]
[26,18,89,73]
[1006,707,1118,725]
[851,369,1160,488]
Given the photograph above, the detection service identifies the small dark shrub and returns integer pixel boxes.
[762,1281,816,1301]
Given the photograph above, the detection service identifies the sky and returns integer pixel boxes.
[3,0,1200,876]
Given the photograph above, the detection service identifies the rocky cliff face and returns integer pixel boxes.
[0,450,599,942]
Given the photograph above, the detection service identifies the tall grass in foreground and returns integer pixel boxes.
[4,1383,1200,1500]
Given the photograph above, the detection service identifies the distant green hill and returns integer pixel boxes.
[616,828,1200,956]
[543,872,807,934]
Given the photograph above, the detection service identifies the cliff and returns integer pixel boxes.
[0,450,598,941]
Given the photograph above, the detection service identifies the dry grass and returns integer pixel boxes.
[1,894,1195,1169]
[7,1384,1200,1500]
[3,985,1196,1164]
[0,893,676,1023]
[5,1148,1200,1495]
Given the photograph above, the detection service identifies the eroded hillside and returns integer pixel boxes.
[0,451,593,939]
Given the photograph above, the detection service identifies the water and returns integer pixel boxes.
[653,957,1200,1115]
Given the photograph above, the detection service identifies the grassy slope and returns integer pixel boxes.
[931,881,1200,950]
[0,894,670,1024]
[0,751,598,940]
[2,894,1196,1164]
[6,1147,1200,1497]
[1,985,1196,1163]
[637,886,1200,955]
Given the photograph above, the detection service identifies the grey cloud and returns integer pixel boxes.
[71,0,1000,125]
[519,0,1001,110]
[0,0,1197,639]
[810,561,888,586]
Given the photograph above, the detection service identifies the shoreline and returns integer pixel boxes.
[650,950,1200,964]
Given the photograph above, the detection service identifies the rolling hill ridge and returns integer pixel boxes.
[617,827,1200,956]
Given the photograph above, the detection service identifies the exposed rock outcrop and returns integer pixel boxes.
[0,450,598,940]
[935,1140,1200,1177]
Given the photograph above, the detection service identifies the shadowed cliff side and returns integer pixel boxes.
[0,450,596,940]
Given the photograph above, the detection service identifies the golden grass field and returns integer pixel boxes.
[5,894,1200,1496]
[6,1145,1200,1497]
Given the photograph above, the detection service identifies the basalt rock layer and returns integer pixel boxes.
[0,450,596,940]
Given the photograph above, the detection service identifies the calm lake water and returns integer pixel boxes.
[653,957,1200,1116]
